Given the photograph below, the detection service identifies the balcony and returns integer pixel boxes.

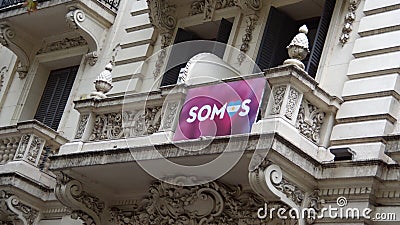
[0,0,118,76]
[0,120,67,198]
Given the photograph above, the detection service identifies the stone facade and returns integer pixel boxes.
[0,0,399,224]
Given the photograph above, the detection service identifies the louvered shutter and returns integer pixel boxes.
[35,66,78,130]
[306,0,336,77]
[213,18,233,57]
[161,28,197,86]
[256,7,297,71]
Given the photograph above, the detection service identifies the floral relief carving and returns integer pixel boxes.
[75,114,89,139]
[14,134,30,160]
[26,136,44,165]
[238,14,258,64]
[296,100,325,144]
[339,0,361,45]
[37,36,87,54]
[161,102,178,130]
[110,180,264,225]
[89,107,162,141]
[0,66,7,92]
[285,88,300,120]
[270,86,286,115]
[189,0,236,16]
[0,190,40,225]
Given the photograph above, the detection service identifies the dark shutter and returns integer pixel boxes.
[213,18,233,57]
[306,0,336,77]
[161,28,197,86]
[35,66,78,130]
[256,7,297,71]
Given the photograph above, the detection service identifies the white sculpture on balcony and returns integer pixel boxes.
[90,63,113,99]
[283,25,310,70]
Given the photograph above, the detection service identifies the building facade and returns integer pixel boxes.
[0,0,399,224]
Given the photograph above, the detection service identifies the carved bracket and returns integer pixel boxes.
[249,163,324,225]
[66,7,108,66]
[0,190,40,225]
[55,173,105,225]
[0,24,30,79]
[339,0,361,45]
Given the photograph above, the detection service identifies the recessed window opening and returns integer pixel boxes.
[160,18,234,86]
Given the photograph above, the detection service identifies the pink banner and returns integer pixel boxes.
[173,77,266,141]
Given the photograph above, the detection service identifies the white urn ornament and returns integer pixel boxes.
[283,25,310,70]
[90,63,113,99]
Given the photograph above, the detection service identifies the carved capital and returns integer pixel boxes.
[55,173,105,225]
[147,0,177,33]
[0,24,30,79]
[0,190,40,225]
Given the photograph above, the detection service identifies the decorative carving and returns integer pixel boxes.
[14,134,30,160]
[66,8,86,30]
[339,0,361,45]
[189,0,236,16]
[55,173,105,225]
[235,0,262,12]
[0,190,40,225]
[296,100,325,144]
[123,107,162,137]
[85,51,98,66]
[153,32,172,78]
[147,0,177,32]
[204,0,217,20]
[238,14,258,64]
[270,86,286,115]
[37,36,87,54]
[89,107,162,141]
[75,114,89,139]
[283,25,310,70]
[13,134,44,165]
[90,63,113,99]
[65,7,106,66]
[111,180,264,224]
[161,102,178,130]
[0,136,20,164]
[90,112,123,141]
[26,136,44,165]
[0,24,29,79]
[285,87,300,119]
[0,66,7,92]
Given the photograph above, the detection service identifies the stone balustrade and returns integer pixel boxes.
[0,120,67,172]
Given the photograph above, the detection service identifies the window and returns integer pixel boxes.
[256,0,336,77]
[160,18,234,86]
[34,66,78,130]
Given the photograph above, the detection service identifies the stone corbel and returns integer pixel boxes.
[249,162,323,225]
[55,173,105,225]
[147,0,177,78]
[0,24,30,79]
[0,190,40,225]
[66,7,108,66]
